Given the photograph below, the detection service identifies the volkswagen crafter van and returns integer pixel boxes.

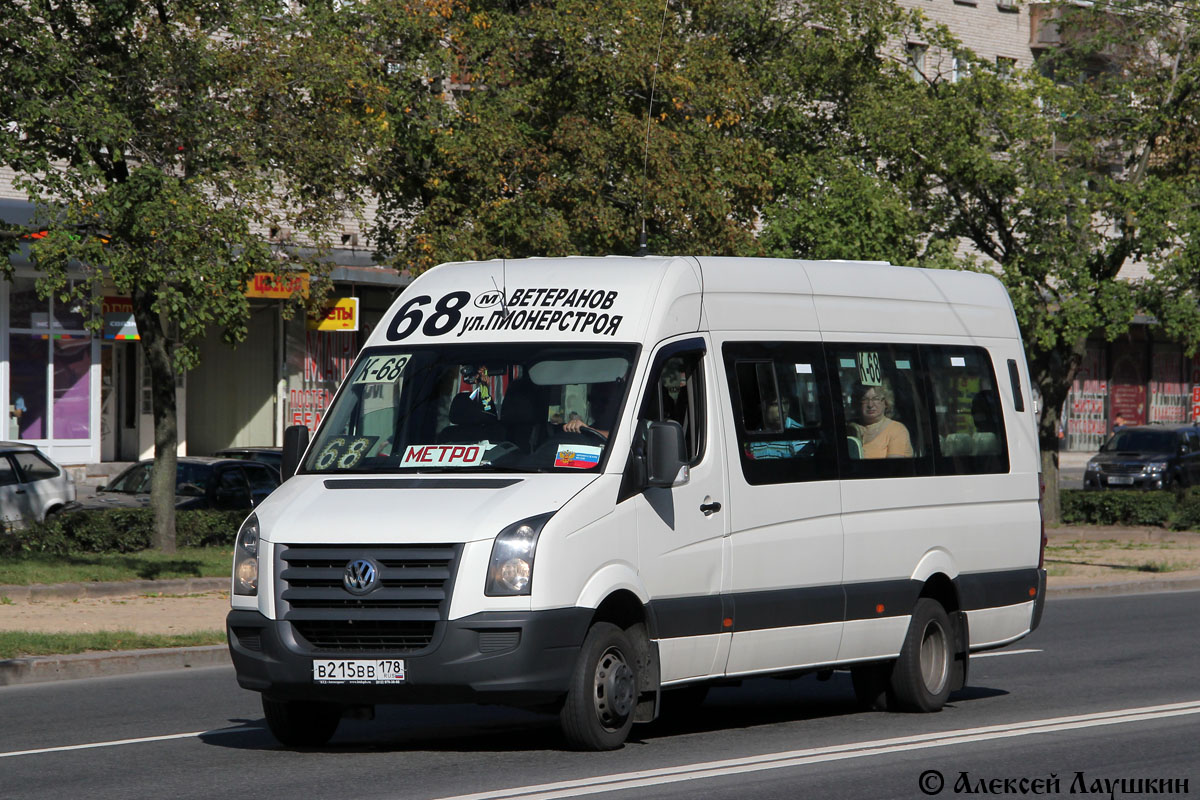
[227,256,1045,750]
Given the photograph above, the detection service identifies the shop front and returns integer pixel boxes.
[1060,331,1200,452]
[2,275,99,466]
[185,263,407,454]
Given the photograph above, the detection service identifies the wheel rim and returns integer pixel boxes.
[919,619,950,695]
[592,646,635,731]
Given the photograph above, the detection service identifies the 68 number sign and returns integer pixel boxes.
[858,352,883,386]
[386,292,471,341]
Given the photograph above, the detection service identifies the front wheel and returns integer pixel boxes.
[560,622,638,750]
[262,697,341,747]
[889,598,953,712]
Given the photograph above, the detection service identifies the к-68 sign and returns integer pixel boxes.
[385,288,626,340]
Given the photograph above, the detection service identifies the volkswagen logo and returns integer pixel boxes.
[343,558,379,595]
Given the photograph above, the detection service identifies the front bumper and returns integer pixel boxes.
[1084,470,1168,490]
[227,607,592,706]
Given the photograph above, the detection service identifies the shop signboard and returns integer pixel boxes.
[307,297,359,332]
[1193,359,1200,423]
[285,321,356,433]
[1065,345,1108,451]
[102,296,139,340]
[246,272,310,299]
[1149,347,1187,424]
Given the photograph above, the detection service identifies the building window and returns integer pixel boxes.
[907,43,928,81]
[997,56,1017,79]
[7,278,92,441]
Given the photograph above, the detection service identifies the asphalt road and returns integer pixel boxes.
[2,591,1197,800]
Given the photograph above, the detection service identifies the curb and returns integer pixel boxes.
[0,577,228,603]
[2,578,1199,688]
[1046,575,1200,598]
[0,645,229,687]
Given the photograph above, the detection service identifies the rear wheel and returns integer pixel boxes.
[560,622,638,750]
[889,598,953,712]
[262,697,341,747]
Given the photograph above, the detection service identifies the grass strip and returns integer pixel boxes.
[0,629,226,659]
[0,548,232,586]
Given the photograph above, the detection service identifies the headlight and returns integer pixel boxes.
[1085,462,1099,472]
[234,513,260,596]
[1146,462,1169,473]
[485,513,553,596]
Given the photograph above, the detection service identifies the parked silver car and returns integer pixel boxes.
[0,441,78,530]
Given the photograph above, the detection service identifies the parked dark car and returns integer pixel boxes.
[213,446,283,473]
[1084,425,1200,490]
[78,457,280,511]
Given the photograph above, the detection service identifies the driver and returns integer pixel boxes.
[563,381,620,439]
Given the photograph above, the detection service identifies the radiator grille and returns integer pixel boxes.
[1100,463,1146,475]
[278,543,459,653]
[292,620,438,651]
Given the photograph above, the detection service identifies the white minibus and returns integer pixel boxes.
[227,256,1045,750]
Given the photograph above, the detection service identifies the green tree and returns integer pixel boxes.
[852,3,1200,520]
[366,0,940,271]
[369,0,782,269]
[756,0,930,264]
[0,0,388,550]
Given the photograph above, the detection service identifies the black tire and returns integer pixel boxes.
[262,696,341,747]
[850,662,892,711]
[889,598,954,712]
[560,622,638,751]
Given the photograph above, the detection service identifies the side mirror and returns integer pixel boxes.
[646,420,689,488]
[281,425,310,481]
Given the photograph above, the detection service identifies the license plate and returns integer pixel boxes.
[312,659,406,684]
[1107,476,1135,485]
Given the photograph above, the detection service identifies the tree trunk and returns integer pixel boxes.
[133,291,178,554]
[1039,438,1060,527]
[1031,338,1089,527]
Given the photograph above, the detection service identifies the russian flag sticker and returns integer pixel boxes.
[555,445,602,468]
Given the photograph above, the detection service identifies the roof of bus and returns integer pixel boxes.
[361,256,1019,350]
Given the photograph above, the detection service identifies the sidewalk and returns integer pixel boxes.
[2,527,1199,688]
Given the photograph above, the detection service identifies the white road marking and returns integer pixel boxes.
[428,700,1200,800]
[0,726,254,759]
[972,648,1042,659]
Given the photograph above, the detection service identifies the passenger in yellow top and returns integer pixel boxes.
[851,382,913,458]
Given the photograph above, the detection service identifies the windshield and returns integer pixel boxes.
[302,343,638,475]
[1102,430,1175,453]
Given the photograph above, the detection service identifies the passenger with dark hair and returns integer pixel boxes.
[748,394,803,459]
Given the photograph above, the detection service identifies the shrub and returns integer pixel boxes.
[1168,487,1200,532]
[1059,489,1175,527]
[2,509,245,556]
